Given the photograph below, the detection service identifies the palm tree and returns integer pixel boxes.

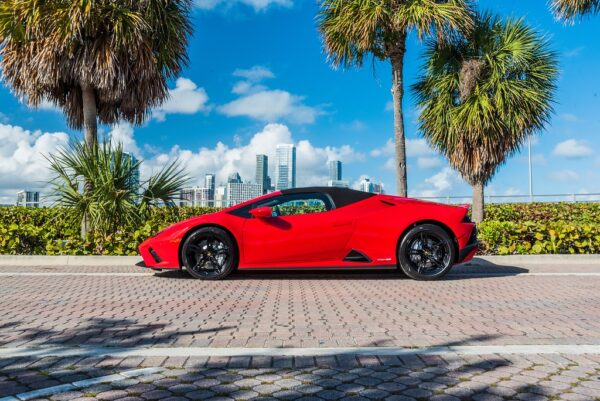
[48,142,189,239]
[412,14,558,223]
[552,0,600,21]
[0,0,192,146]
[318,0,474,197]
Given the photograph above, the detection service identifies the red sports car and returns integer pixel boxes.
[139,187,478,280]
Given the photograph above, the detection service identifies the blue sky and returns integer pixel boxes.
[1,0,599,203]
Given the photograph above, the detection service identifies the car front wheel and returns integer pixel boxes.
[181,227,238,280]
[398,224,456,281]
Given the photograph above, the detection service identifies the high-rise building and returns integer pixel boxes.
[359,178,384,194]
[327,180,349,188]
[228,172,242,184]
[179,187,212,207]
[16,191,40,208]
[215,185,227,208]
[256,154,271,194]
[329,160,342,181]
[123,152,140,191]
[275,144,296,190]
[215,186,227,208]
[205,173,215,206]
[226,182,263,206]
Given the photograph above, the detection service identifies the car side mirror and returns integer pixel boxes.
[250,206,273,219]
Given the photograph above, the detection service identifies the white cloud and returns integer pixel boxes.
[195,0,292,11]
[109,123,142,158]
[551,170,580,182]
[219,67,322,124]
[137,123,364,188]
[553,139,593,158]
[417,157,442,169]
[371,138,436,158]
[233,66,275,82]
[220,90,322,124]
[411,167,465,198]
[558,113,579,123]
[564,46,584,58]
[153,78,209,122]
[0,123,69,204]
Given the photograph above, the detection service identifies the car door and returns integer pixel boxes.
[242,193,354,266]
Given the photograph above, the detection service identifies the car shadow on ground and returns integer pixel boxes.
[151,257,529,281]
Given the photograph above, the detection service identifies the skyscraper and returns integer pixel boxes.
[205,173,215,206]
[360,177,384,194]
[275,144,296,190]
[16,190,40,208]
[256,154,271,194]
[329,160,342,181]
[227,172,242,184]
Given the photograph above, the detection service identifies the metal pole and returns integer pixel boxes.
[528,135,533,202]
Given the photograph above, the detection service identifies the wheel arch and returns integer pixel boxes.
[396,220,460,263]
[178,223,240,268]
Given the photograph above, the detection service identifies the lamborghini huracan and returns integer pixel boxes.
[139,187,478,280]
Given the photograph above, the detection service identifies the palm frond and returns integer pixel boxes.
[412,12,558,186]
[552,0,600,22]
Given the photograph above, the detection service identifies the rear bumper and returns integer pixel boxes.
[457,226,479,263]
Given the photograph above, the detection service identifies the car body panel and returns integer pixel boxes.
[139,187,478,270]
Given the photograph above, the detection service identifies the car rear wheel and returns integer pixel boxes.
[398,224,456,281]
[181,227,237,280]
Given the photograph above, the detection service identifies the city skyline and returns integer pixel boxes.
[178,143,385,207]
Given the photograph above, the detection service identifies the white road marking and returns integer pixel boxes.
[0,345,599,359]
[0,272,154,277]
[0,367,163,401]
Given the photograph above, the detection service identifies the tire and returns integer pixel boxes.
[397,224,456,281]
[181,227,238,280]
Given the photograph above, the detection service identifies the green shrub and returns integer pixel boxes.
[478,221,600,255]
[0,206,219,256]
[0,203,599,256]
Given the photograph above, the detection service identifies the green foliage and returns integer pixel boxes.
[478,221,600,255]
[1,202,599,256]
[0,206,218,256]
[47,141,189,238]
[477,202,600,255]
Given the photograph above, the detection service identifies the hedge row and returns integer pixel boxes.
[0,202,598,255]
[0,206,219,256]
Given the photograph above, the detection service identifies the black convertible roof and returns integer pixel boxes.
[281,187,376,208]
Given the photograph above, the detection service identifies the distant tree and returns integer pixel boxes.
[412,14,558,223]
[318,0,474,197]
[552,0,600,21]
[48,142,189,238]
[0,0,192,146]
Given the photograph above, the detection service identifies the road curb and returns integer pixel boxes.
[0,255,141,266]
[0,254,599,267]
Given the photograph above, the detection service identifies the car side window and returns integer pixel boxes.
[256,193,333,217]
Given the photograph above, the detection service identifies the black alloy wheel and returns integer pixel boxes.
[398,224,456,281]
[181,227,237,280]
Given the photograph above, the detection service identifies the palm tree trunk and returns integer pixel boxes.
[472,182,485,223]
[81,84,98,147]
[80,84,98,239]
[390,34,408,197]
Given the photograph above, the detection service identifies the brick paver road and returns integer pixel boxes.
[1,261,599,400]
[1,264,600,348]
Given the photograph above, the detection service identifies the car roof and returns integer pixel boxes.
[281,187,376,208]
